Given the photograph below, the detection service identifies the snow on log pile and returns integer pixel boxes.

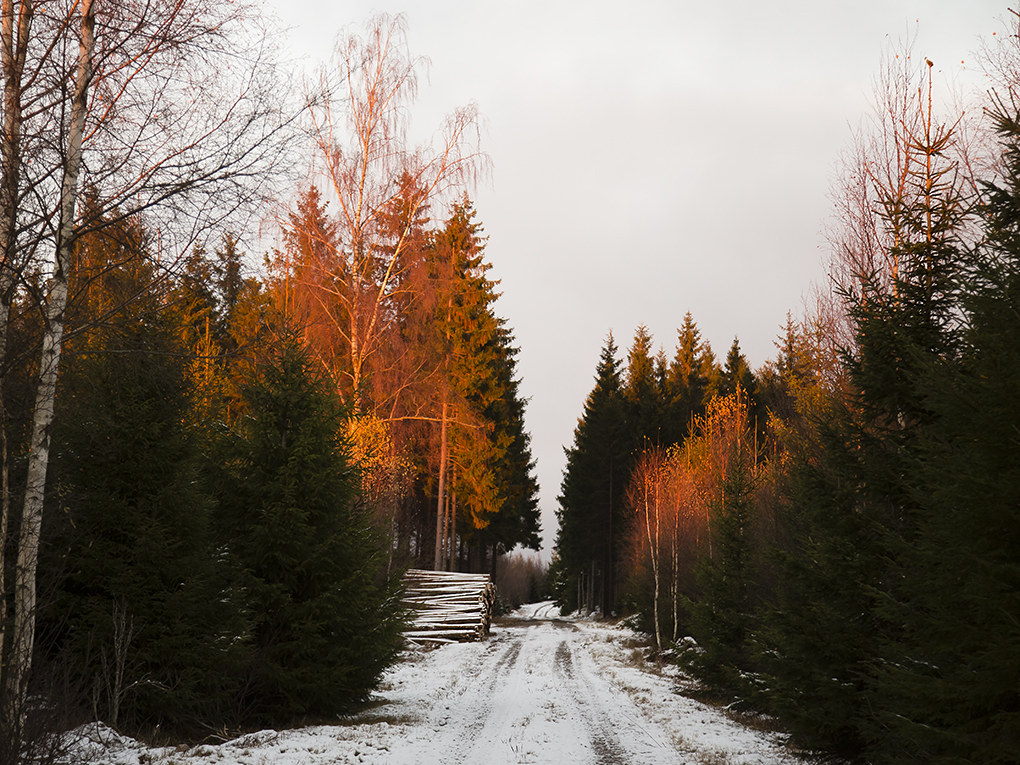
[402,569,496,645]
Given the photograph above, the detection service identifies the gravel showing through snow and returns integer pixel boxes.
[75,603,794,764]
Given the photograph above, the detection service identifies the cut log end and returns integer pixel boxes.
[401,569,495,645]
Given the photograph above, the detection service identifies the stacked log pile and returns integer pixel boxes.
[402,569,496,645]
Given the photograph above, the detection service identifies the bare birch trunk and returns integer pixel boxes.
[4,0,93,731]
[643,476,661,651]
[672,492,680,643]
[349,262,362,408]
[0,0,32,698]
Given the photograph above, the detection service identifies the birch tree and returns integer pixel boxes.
[302,12,486,408]
[3,1,94,736]
[276,14,487,572]
[823,43,980,346]
[0,0,289,745]
[627,448,665,650]
[0,0,33,733]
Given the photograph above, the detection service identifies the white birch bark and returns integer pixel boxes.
[4,0,93,729]
[0,0,32,708]
[642,470,662,651]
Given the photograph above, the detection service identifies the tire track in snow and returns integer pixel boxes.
[492,639,522,677]
[415,621,679,764]
[554,639,628,765]
[421,633,530,764]
[77,608,795,765]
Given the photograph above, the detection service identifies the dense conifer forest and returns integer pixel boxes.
[0,8,538,759]
[553,34,1020,765]
[0,3,1018,764]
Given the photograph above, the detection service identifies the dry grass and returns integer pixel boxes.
[677,686,787,736]
[695,748,735,765]
[333,697,421,728]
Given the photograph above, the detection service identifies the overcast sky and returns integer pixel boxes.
[264,0,1004,556]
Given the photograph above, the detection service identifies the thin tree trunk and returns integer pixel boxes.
[644,475,662,651]
[5,0,93,730]
[441,488,448,568]
[447,486,456,572]
[0,0,32,703]
[672,492,680,643]
[603,458,614,615]
[434,399,448,570]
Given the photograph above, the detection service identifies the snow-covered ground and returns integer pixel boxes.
[74,603,796,764]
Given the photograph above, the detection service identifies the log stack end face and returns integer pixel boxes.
[401,569,496,646]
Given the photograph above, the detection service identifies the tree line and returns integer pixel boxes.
[0,6,538,759]
[553,25,1020,765]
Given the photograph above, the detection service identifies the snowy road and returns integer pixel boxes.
[399,612,665,763]
[81,604,794,765]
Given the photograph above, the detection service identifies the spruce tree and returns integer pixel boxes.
[666,313,715,442]
[754,313,825,427]
[469,324,541,561]
[441,198,508,529]
[860,100,1020,765]
[433,198,540,566]
[757,63,972,759]
[48,304,241,733]
[623,325,664,447]
[756,411,892,756]
[717,337,755,401]
[686,441,757,698]
[213,335,404,723]
[554,334,629,614]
